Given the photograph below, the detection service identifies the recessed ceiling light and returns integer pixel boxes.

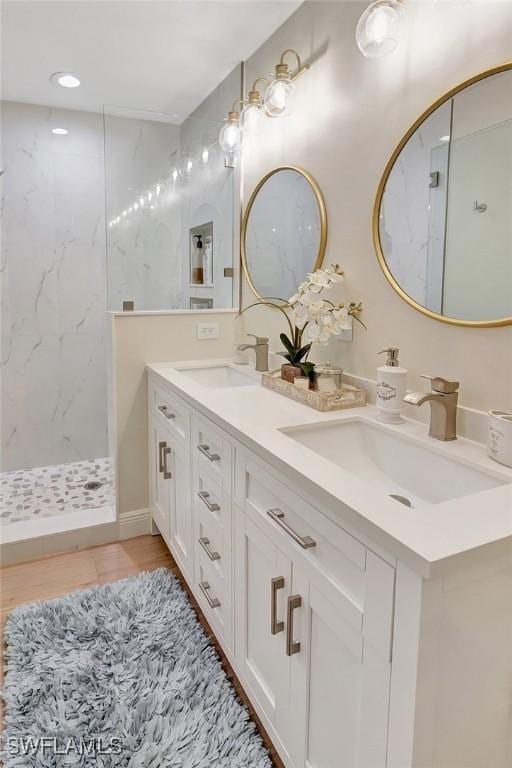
[50,72,81,88]
[440,135,451,142]
[51,128,68,135]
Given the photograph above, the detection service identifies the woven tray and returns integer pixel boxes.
[261,370,367,412]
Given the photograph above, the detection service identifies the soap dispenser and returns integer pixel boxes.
[376,347,407,424]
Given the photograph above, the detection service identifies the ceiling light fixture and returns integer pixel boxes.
[51,127,68,135]
[50,71,81,88]
[356,0,403,58]
[264,49,308,118]
[201,147,209,164]
[440,135,451,142]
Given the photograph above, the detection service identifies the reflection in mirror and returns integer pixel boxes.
[104,67,241,312]
[242,167,326,301]
[377,68,512,326]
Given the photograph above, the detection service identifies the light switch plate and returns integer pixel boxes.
[196,322,219,340]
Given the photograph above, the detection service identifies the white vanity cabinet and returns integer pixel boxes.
[148,373,395,768]
[148,382,193,581]
[234,452,395,768]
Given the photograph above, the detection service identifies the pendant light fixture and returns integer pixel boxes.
[356,0,403,58]
[264,49,308,118]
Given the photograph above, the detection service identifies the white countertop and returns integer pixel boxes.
[147,359,512,577]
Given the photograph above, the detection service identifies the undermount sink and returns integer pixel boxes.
[178,364,259,389]
[280,418,507,508]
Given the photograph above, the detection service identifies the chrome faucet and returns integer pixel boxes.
[236,334,269,372]
[403,375,460,441]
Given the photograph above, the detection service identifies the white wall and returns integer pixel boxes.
[112,310,239,515]
[240,0,512,418]
[1,101,108,470]
[443,120,512,320]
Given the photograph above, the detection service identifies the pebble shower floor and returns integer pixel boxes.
[0,457,114,526]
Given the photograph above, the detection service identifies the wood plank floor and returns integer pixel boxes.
[0,534,283,768]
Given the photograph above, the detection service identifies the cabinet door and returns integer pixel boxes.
[234,505,292,749]
[168,434,193,581]
[149,419,171,541]
[289,551,395,768]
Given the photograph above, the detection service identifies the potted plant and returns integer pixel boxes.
[239,265,365,385]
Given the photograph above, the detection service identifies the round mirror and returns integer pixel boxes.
[242,166,327,302]
[374,63,512,327]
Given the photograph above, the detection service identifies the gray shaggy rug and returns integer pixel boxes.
[2,568,272,768]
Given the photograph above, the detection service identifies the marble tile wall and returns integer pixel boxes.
[104,113,185,311]
[179,64,241,309]
[105,63,241,312]
[1,101,108,471]
[379,101,451,309]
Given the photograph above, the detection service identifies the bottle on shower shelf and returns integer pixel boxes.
[192,234,204,284]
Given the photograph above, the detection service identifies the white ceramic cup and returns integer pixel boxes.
[488,409,512,468]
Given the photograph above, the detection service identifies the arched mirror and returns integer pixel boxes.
[242,165,327,302]
[374,63,512,327]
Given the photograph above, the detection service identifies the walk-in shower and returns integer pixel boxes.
[1,63,241,554]
[0,100,115,544]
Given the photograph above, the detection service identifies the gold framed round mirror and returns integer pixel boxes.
[373,62,512,328]
[241,165,327,303]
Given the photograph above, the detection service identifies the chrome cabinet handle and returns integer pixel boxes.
[158,404,176,420]
[286,594,302,656]
[163,446,172,480]
[158,441,166,473]
[199,536,221,561]
[267,509,316,550]
[199,580,221,608]
[197,490,220,512]
[271,576,285,635]
[197,444,221,462]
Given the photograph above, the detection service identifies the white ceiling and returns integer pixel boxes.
[1,1,301,119]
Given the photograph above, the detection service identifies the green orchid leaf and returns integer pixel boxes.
[279,333,295,356]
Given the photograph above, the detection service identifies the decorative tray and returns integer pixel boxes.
[261,370,367,412]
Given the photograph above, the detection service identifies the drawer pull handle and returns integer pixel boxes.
[197,490,220,512]
[163,446,172,480]
[271,576,285,635]
[199,536,221,561]
[267,508,316,550]
[158,405,176,420]
[197,444,221,462]
[158,441,166,473]
[199,580,221,609]
[286,594,302,656]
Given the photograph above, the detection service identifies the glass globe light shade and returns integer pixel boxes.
[356,0,402,58]
[219,113,243,153]
[264,76,295,117]
[240,102,264,134]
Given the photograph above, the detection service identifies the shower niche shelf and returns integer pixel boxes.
[190,221,213,287]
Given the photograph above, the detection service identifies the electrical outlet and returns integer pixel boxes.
[196,322,219,340]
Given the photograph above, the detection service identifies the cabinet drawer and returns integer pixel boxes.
[150,381,190,444]
[236,453,368,607]
[196,550,232,646]
[192,413,232,487]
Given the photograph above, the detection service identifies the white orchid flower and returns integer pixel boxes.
[306,300,325,317]
[304,322,321,342]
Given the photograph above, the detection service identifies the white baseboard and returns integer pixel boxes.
[119,508,151,539]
